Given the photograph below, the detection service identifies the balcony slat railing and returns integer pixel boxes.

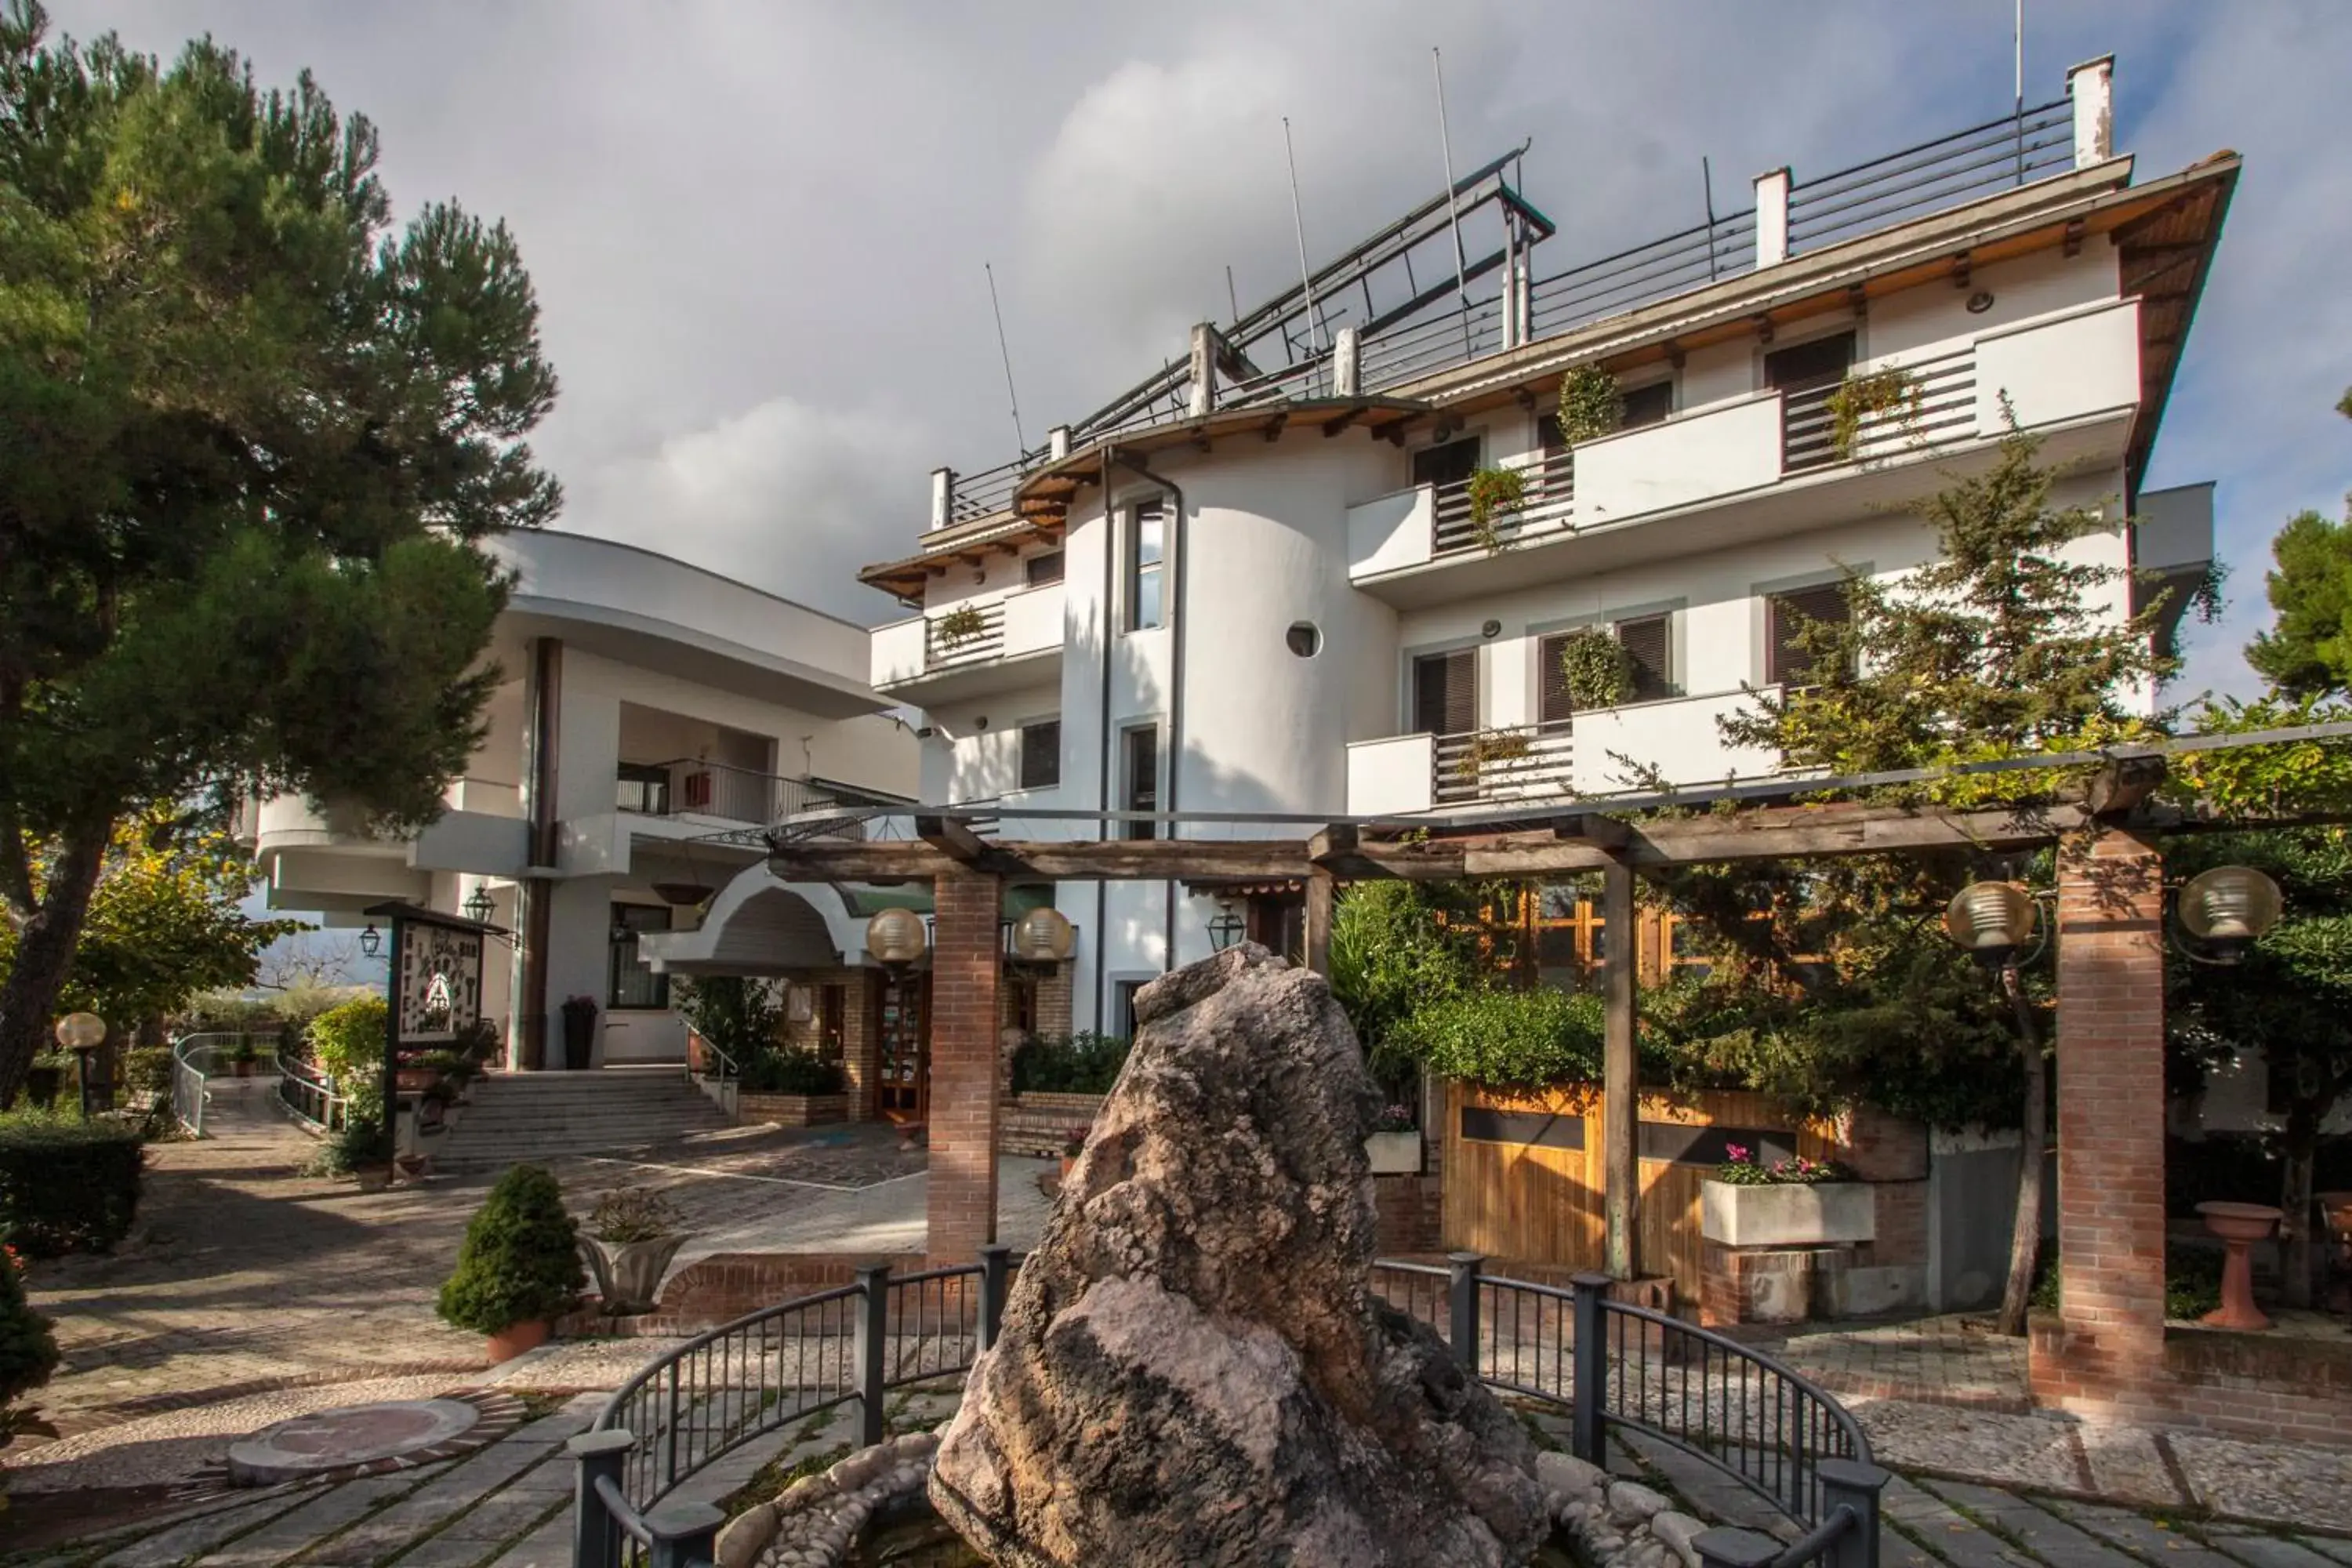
[948,460,1025,524]
[1432,724,1575,806]
[1783,346,1977,474]
[1788,99,2073,252]
[925,598,1009,668]
[618,761,845,827]
[1430,447,1576,557]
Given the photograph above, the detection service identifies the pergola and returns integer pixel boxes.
[757,742,2341,1427]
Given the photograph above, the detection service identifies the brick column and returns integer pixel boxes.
[2036,826,2168,1414]
[929,868,1003,1261]
[843,971,880,1121]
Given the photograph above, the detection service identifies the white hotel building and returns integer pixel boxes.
[847,57,2227,1039]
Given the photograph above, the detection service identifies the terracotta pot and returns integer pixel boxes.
[485,1319,550,1363]
[582,1235,686,1316]
[1059,1156,1078,1180]
[2195,1200,2282,1331]
[353,1163,394,1193]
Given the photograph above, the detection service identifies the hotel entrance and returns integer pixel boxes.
[873,970,928,1122]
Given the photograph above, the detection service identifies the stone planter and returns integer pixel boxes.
[1700,1180,1874,1247]
[1365,1131,1422,1175]
[485,1319,550,1363]
[739,1091,848,1128]
[583,1235,688,1316]
[353,1162,394,1193]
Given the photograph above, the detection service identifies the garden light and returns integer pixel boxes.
[2176,866,2283,965]
[864,906,928,967]
[1941,881,2038,967]
[1010,906,1076,965]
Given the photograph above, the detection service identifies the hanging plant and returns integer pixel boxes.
[933,603,988,649]
[1556,365,1625,445]
[1555,626,1634,713]
[1825,365,1923,463]
[1465,467,1526,554]
[1455,728,1534,784]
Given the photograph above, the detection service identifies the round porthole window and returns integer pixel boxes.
[1286,622,1322,658]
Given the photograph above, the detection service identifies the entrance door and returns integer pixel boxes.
[874,971,929,1121]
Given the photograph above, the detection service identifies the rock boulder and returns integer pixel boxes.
[930,943,1548,1566]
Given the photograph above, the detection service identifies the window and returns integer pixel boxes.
[1019,720,1061,791]
[1113,980,1145,1043]
[1285,622,1321,658]
[1411,435,1482,491]
[1766,583,1855,687]
[1025,550,1065,587]
[1412,648,1478,739]
[1124,503,1165,631]
[1538,633,1577,731]
[1618,613,1675,702]
[608,903,671,1010]
[1121,725,1159,840]
[1621,379,1674,429]
[1765,332,1856,394]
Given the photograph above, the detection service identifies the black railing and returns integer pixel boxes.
[576,1251,1880,1568]
[1788,98,2072,253]
[615,761,843,826]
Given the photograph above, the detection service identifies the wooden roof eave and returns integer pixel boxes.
[1010,396,1437,507]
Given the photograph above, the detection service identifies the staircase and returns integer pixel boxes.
[428,1066,734,1174]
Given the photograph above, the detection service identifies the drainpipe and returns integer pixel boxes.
[1094,446,1115,1033]
[1111,452,1188,982]
[517,636,562,1071]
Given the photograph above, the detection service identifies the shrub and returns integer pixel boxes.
[2031,1250,2225,1323]
[742,1051,845,1095]
[122,1047,175,1098]
[0,1238,59,1407]
[1388,986,1606,1090]
[1555,625,1635,712]
[0,1112,145,1257]
[308,996,387,1088]
[436,1165,584,1334]
[1010,1031,1130,1095]
[586,1188,683,1244]
[1556,364,1625,444]
[318,1113,392,1176]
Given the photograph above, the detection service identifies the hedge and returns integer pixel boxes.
[0,1112,146,1257]
[1010,1032,1130,1095]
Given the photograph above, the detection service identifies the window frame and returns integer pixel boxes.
[1018,718,1062,792]
[1763,579,1858,688]
[1120,722,1160,840]
[1024,550,1065,588]
[1123,501,1166,633]
[1407,644,1481,739]
[607,902,673,1011]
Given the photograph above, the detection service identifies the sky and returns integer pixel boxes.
[43,0,2352,700]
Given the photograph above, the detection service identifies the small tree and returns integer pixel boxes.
[2246,387,2352,696]
[436,1165,583,1334]
[671,976,783,1067]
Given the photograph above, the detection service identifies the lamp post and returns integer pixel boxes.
[55,1011,105,1119]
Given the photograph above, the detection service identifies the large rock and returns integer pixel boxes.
[930,944,1548,1566]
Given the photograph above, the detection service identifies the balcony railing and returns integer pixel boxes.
[1432,448,1576,557]
[616,761,842,826]
[1432,724,1576,807]
[927,599,1007,667]
[1782,346,1979,474]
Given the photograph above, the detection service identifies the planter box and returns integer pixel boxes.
[1365,1131,1422,1175]
[1700,1180,1874,1247]
[740,1091,848,1128]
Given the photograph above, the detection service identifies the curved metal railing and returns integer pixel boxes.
[274,1054,349,1134]
[572,1250,1875,1568]
[168,1031,280,1135]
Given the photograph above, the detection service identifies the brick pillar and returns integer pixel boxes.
[929,867,1003,1261]
[2037,826,2168,1414]
[843,971,880,1121]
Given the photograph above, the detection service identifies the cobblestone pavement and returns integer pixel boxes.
[1755,1313,2034,1410]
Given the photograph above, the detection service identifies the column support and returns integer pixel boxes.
[1602,858,1640,1280]
[927,867,1004,1260]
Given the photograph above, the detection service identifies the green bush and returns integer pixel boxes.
[1388,986,1606,1091]
[436,1165,584,1334]
[0,1240,60,1407]
[0,1112,145,1257]
[2032,1249,2225,1323]
[307,996,387,1087]
[122,1047,175,1098]
[1010,1031,1130,1095]
[318,1113,393,1176]
[742,1050,845,1095]
[2165,1133,2352,1217]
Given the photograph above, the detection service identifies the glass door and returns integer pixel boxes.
[874,972,929,1121]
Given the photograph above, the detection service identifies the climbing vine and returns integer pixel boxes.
[1465,467,1526,554]
[1825,365,1923,463]
[932,603,988,650]
[1555,626,1634,713]
[1556,364,1625,445]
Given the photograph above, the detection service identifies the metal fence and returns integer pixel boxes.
[572,1250,1881,1568]
[275,1054,348,1134]
[168,1032,280,1136]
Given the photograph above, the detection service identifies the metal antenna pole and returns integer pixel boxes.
[2013,0,2026,184]
[1281,117,1321,356]
[1433,46,1473,355]
[1225,264,1240,328]
[984,261,1025,459]
[1702,155,1719,280]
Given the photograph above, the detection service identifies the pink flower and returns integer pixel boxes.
[1725,1143,1750,1164]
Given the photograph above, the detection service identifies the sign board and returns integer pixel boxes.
[395,920,485,1044]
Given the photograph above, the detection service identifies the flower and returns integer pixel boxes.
[1724,1143,1751,1165]
[1372,1104,1417,1134]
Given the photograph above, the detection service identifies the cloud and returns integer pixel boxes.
[565,397,930,624]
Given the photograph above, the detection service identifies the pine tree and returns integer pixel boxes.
[2245,387,2352,697]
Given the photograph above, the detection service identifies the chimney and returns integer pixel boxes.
[1754,168,1791,268]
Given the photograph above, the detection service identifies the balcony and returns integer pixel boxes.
[1347,300,2140,597]
[616,760,844,827]
[873,581,1065,706]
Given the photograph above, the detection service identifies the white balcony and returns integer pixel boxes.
[872,582,1065,706]
[1564,691,1778,797]
[1577,394,1783,526]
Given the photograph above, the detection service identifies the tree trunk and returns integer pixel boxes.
[2278,1105,2321,1312]
[0,822,111,1108]
[1997,965,2047,1338]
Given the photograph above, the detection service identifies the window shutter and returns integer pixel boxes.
[1767,583,1853,685]
[1617,614,1673,701]
[1414,649,1478,737]
[1020,720,1061,790]
[1538,634,1574,728]
[1764,333,1856,392]
[1411,436,1482,490]
[1621,380,1674,428]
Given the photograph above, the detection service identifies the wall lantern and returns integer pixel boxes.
[2174,866,2283,966]
[463,884,496,925]
[1207,905,1247,953]
[358,923,383,959]
[865,906,929,967]
[1009,906,1076,966]
[1941,881,2039,968]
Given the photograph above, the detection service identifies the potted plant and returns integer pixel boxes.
[1059,1125,1090,1181]
[437,1164,584,1361]
[226,1039,260,1079]
[579,1189,688,1316]
[334,1115,397,1192]
[1365,1104,1422,1175]
[1699,1145,1871,1247]
[559,996,598,1071]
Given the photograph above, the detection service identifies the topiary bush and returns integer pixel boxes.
[436,1164,583,1334]
[0,1112,145,1257]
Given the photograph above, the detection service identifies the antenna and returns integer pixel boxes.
[984,261,1025,459]
[2013,0,2026,183]
[1702,156,1719,281]
[1225,264,1240,327]
[1281,117,1321,357]
[1432,47,1473,354]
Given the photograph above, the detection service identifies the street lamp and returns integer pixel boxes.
[463,884,495,925]
[1009,906,1076,966]
[2174,866,2284,965]
[358,924,383,959]
[55,1012,105,1118]
[1207,905,1247,953]
[865,906,928,967]
[1941,882,2040,968]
